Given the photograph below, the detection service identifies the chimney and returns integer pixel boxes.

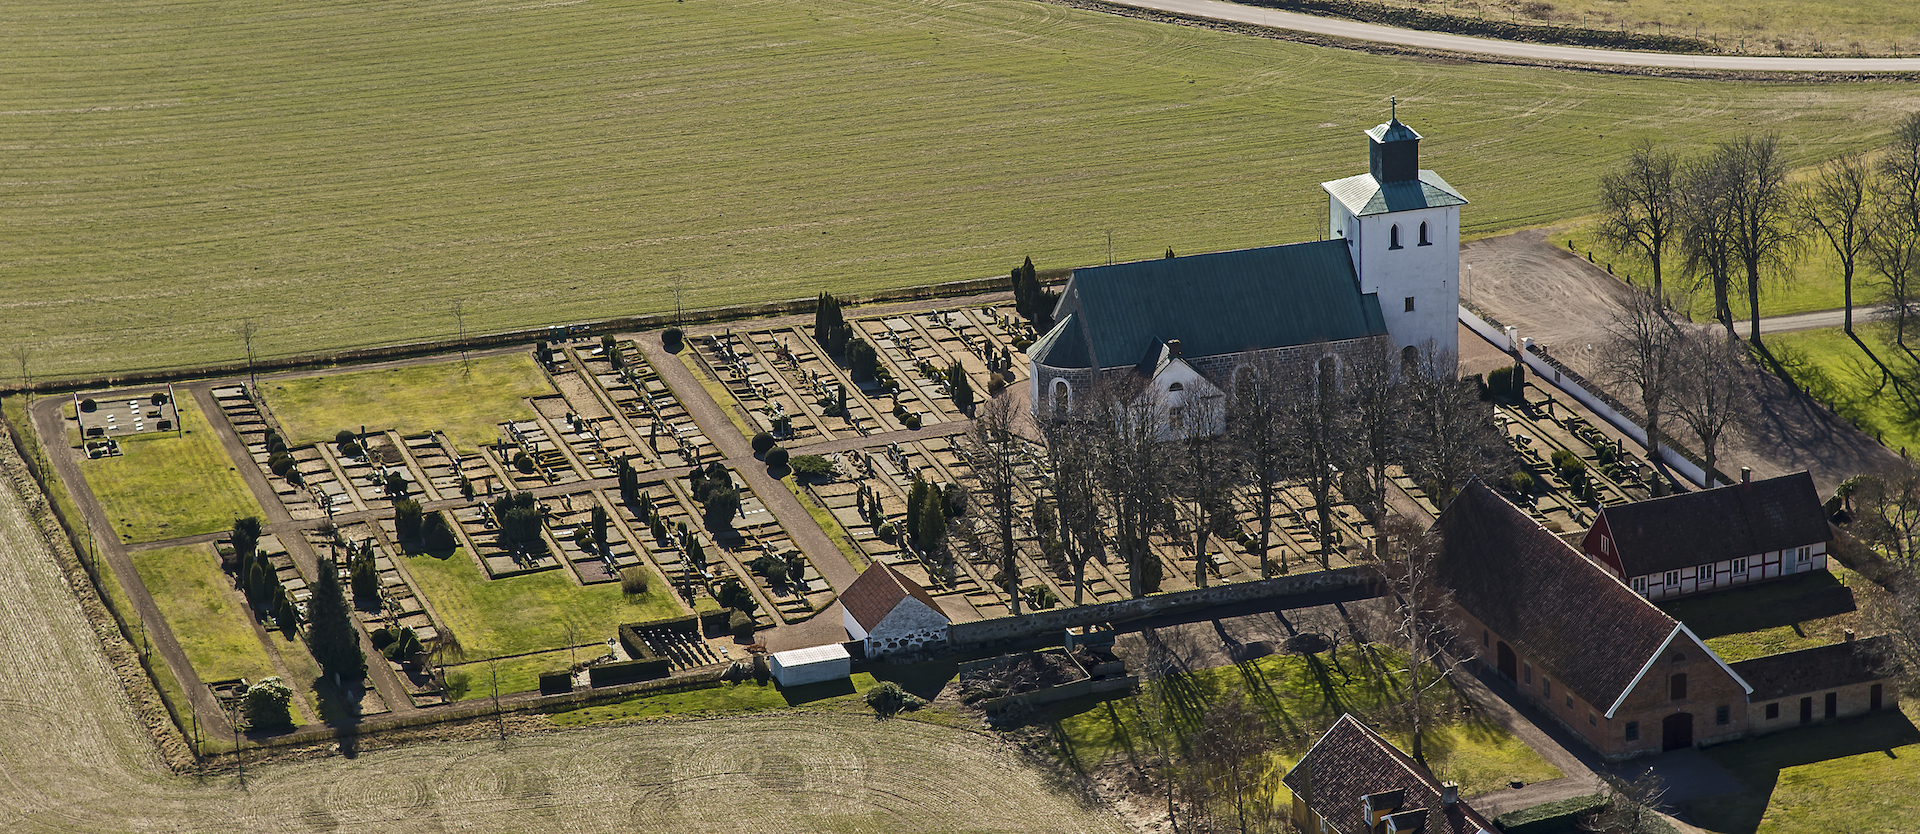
[1384,808,1429,834]
[1440,781,1460,806]
[1847,629,1857,643]
[1362,789,1407,827]
[1741,467,1752,485]
[1166,339,1182,358]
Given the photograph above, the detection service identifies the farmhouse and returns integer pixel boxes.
[1434,480,1900,760]
[1283,714,1496,834]
[1580,470,1830,601]
[1028,116,1465,419]
[840,561,950,658]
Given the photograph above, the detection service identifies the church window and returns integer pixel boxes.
[1168,382,1183,392]
[1400,345,1419,372]
[1404,296,1415,313]
[1418,221,1432,246]
[1051,379,1072,417]
[1389,224,1403,250]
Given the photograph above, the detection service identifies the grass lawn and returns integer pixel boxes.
[80,397,260,543]
[4,0,1915,382]
[261,354,551,453]
[444,649,579,703]
[548,673,877,725]
[402,546,681,662]
[1690,703,1920,834]
[1660,570,1864,663]
[1054,645,1560,797]
[131,544,277,685]
[1766,326,1920,454]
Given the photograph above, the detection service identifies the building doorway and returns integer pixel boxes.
[1825,692,1838,719]
[1497,642,1516,681]
[1873,684,1885,711]
[1800,697,1813,724]
[1662,712,1694,751]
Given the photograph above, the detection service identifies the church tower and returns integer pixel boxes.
[1320,114,1467,365]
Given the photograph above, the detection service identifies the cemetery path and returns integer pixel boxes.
[636,335,863,595]
[26,390,241,746]
[1463,229,1901,494]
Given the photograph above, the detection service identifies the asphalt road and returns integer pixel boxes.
[1101,0,1920,71]
[1734,304,1886,336]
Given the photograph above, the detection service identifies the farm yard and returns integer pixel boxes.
[3,0,1917,382]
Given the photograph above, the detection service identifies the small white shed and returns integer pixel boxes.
[769,643,851,687]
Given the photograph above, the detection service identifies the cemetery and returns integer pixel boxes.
[48,291,1678,749]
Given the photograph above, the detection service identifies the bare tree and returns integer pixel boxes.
[1850,460,1920,566]
[1040,406,1103,606]
[1181,690,1273,832]
[1174,389,1233,588]
[1669,331,1750,487]
[237,319,260,390]
[967,392,1025,614]
[1091,379,1172,598]
[1341,339,1405,555]
[1580,769,1669,834]
[10,345,30,394]
[1598,140,1681,298]
[1378,514,1460,763]
[1402,343,1507,506]
[1228,356,1290,577]
[1279,350,1353,569]
[1798,154,1874,335]
[1717,135,1799,347]
[1678,153,1739,336]
[1874,113,1920,352]
[1600,290,1682,493]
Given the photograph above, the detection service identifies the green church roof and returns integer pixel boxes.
[1030,239,1388,371]
[1322,170,1468,217]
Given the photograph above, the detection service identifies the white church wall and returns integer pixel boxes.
[1346,203,1459,363]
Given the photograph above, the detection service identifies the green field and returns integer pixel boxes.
[3,0,1915,383]
[403,547,680,663]
[261,354,552,452]
[1767,326,1920,455]
[131,544,278,685]
[1691,703,1920,834]
[80,397,261,543]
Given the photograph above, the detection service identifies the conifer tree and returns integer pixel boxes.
[308,559,364,680]
[948,360,974,414]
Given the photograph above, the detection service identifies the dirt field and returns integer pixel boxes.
[0,430,1125,833]
[1462,229,1901,493]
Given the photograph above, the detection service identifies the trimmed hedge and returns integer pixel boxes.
[539,671,575,695]
[1494,793,1608,834]
[588,658,671,687]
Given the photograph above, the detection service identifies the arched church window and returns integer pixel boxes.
[1051,379,1072,417]
[1400,345,1419,373]
[1419,221,1431,246]
[1168,382,1184,392]
[1389,225,1402,250]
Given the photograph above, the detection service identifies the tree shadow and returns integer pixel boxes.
[1688,708,1920,834]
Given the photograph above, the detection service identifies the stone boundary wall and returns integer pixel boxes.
[9,271,1070,394]
[947,566,1374,648]
[1458,305,1709,488]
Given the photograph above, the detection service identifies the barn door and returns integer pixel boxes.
[1497,642,1516,681]
[1662,712,1693,751]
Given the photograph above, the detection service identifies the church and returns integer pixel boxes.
[1027,117,1467,419]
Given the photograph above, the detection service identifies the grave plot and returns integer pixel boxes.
[210,385,322,520]
[844,437,1008,617]
[925,435,1083,614]
[853,318,952,428]
[400,433,465,501]
[740,330,829,442]
[608,481,722,609]
[634,479,757,615]
[1494,384,1658,532]
[314,522,441,649]
[492,418,580,488]
[607,359,714,469]
[700,471,831,624]
[455,493,566,580]
[540,491,645,586]
[531,397,624,481]
[898,307,1030,406]
[73,388,180,439]
[716,326,896,441]
[555,345,648,472]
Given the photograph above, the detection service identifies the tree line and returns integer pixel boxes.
[1598,113,1920,345]
[949,341,1509,615]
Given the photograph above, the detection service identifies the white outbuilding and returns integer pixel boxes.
[768,643,851,687]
